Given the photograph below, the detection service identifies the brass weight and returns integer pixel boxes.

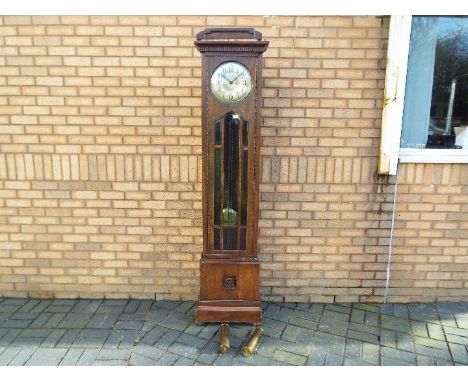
[241,327,263,357]
[219,323,230,353]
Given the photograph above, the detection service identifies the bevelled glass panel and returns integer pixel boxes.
[223,113,239,226]
[242,120,249,149]
[214,226,220,250]
[223,227,237,250]
[215,118,222,145]
[214,148,221,226]
[240,226,246,250]
[241,149,248,226]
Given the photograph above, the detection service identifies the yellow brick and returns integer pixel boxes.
[76,26,104,35]
[32,16,60,24]
[60,16,89,24]
[3,16,32,25]
[148,16,177,25]
[163,47,193,57]
[90,16,119,25]
[118,16,148,25]
[206,16,236,26]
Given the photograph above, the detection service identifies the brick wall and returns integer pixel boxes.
[390,164,468,302]
[0,15,466,302]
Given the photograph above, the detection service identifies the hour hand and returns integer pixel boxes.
[220,73,230,82]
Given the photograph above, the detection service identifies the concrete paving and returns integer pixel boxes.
[0,298,467,366]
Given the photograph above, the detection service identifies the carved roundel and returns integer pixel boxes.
[222,275,237,290]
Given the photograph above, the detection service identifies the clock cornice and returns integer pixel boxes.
[195,40,269,54]
[195,27,269,54]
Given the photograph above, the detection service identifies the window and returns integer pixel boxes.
[379,16,468,175]
[401,16,468,151]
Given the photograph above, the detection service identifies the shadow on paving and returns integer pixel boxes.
[0,298,467,366]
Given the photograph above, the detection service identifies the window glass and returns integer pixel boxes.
[401,16,468,149]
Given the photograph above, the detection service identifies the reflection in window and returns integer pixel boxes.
[213,113,248,251]
[401,16,468,149]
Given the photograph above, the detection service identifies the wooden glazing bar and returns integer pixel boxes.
[236,116,243,256]
[220,116,225,253]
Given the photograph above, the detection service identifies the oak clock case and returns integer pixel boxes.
[194,28,268,325]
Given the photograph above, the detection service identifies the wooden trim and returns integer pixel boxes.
[196,28,262,41]
[201,54,209,255]
[220,114,225,251]
[252,54,262,255]
[378,15,412,175]
[195,304,262,324]
[195,40,269,53]
[399,148,468,163]
[237,117,243,253]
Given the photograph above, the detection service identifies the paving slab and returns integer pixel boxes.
[324,353,344,366]
[0,347,21,365]
[25,358,61,366]
[448,343,468,364]
[276,338,311,357]
[154,352,179,366]
[396,332,414,352]
[31,347,68,360]
[129,352,156,366]
[381,346,417,364]
[272,349,307,365]
[104,329,140,349]
[8,347,37,366]
[196,341,219,364]
[10,336,44,347]
[132,343,164,361]
[59,348,84,366]
[42,329,67,347]
[362,342,379,364]
[197,324,219,340]
[344,357,375,366]
[93,359,128,366]
[381,356,414,366]
[97,348,131,361]
[75,348,100,366]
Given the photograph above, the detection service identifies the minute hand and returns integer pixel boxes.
[230,72,244,84]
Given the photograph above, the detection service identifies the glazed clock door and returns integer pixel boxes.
[212,111,249,253]
[205,55,258,259]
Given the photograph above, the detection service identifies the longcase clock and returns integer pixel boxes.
[194,28,268,324]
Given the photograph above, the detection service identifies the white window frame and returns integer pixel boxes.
[379,15,468,175]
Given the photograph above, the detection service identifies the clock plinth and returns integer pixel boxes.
[196,258,262,324]
[194,28,268,325]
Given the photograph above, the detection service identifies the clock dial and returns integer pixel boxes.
[210,61,252,104]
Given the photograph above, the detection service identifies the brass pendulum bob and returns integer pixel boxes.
[241,327,263,357]
[219,323,230,354]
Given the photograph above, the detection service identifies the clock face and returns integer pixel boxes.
[210,61,252,104]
